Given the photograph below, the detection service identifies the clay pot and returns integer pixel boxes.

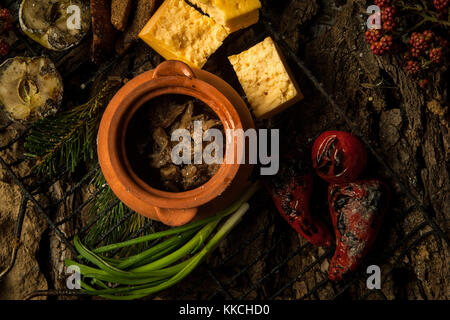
[98,61,254,226]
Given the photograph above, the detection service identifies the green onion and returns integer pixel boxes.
[92,181,260,254]
[72,222,217,279]
[130,220,220,272]
[65,258,194,285]
[77,203,250,299]
[116,228,199,270]
[65,181,259,300]
[86,229,198,269]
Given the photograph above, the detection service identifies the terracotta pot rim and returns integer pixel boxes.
[103,68,243,209]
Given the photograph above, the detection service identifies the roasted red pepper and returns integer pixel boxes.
[328,180,389,281]
[266,159,333,247]
[312,131,367,184]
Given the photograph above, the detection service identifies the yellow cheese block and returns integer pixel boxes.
[228,37,303,119]
[189,0,261,33]
[139,0,229,69]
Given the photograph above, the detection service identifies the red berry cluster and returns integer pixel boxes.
[0,6,11,57]
[433,0,449,19]
[365,29,382,44]
[408,30,446,64]
[404,29,447,81]
[403,60,421,75]
[365,1,397,55]
[370,42,384,56]
[0,8,12,33]
[0,40,9,56]
[367,1,449,89]
[370,36,393,55]
[433,0,449,11]
[375,0,391,7]
[381,6,397,31]
[429,47,444,64]
[374,0,397,32]
[422,30,435,43]
[409,31,433,57]
[418,79,429,88]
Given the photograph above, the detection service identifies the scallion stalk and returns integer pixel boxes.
[92,181,260,254]
[79,203,250,299]
[116,228,199,269]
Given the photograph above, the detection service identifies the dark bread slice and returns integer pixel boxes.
[91,0,116,64]
[115,0,160,55]
[111,0,134,31]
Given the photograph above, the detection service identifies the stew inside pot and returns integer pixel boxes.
[125,94,225,192]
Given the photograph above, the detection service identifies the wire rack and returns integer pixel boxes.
[1,0,448,300]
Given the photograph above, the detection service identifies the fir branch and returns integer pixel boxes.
[24,81,121,177]
[83,169,154,256]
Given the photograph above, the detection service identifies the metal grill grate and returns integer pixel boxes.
[1,0,448,300]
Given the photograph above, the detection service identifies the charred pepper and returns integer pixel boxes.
[266,159,333,247]
[328,180,389,281]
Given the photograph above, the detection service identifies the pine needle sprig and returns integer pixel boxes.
[24,80,121,177]
[83,169,154,256]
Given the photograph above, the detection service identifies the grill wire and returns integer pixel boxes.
[0,0,448,300]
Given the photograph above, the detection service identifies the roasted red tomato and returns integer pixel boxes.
[312,131,367,184]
